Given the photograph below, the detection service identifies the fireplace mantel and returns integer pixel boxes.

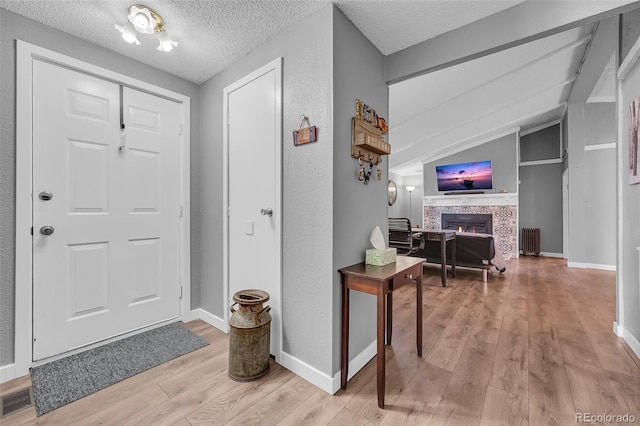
[423,193,518,207]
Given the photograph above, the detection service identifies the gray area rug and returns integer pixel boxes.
[30,322,208,416]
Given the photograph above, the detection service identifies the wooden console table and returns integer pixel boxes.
[339,256,424,408]
[416,229,456,286]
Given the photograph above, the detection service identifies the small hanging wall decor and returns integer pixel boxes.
[293,116,318,146]
[352,99,390,184]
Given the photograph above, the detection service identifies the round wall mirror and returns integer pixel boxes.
[388,180,397,206]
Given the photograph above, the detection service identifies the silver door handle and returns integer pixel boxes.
[40,226,55,236]
[260,208,273,217]
[39,191,53,201]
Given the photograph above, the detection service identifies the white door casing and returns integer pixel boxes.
[32,60,181,360]
[562,168,569,259]
[223,58,282,360]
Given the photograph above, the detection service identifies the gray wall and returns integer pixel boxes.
[519,163,564,254]
[618,24,640,346]
[332,6,388,375]
[519,125,564,254]
[199,5,335,375]
[567,100,617,267]
[621,8,640,65]
[422,133,518,195]
[0,9,201,367]
[567,101,617,266]
[520,124,561,162]
[566,17,618,268]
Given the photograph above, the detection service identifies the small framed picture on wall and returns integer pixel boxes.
[629,94,640,185]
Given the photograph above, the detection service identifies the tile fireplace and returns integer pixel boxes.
[423,195,518,259]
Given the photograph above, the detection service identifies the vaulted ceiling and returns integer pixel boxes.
[388,23,597,176]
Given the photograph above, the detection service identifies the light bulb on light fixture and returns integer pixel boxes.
[115,4,177,52]
[128,5,156,34]
[156,29,178,52]
[115,22,141,45]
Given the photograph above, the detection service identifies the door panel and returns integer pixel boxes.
[32,60,180,360]
[228,66,280,356]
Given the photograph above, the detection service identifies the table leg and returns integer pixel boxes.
[440,234,447,287]
[451,237,456,278]
[386,291,393,345]
[341,276,349,390]
[377,286,386,409]
[416,268,423,357]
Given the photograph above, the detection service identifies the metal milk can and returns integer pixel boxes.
[228,289,271,381]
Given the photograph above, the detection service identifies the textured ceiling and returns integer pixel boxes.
[0,0,523,84]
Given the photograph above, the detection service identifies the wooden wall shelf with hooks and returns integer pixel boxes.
[352,117,390,164]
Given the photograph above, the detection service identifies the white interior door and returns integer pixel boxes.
[226,59,281,358]
[32,60,181,360]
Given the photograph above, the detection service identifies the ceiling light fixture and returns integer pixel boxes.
[114,4,178,52]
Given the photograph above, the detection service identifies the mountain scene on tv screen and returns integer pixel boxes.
[436,160,493,191]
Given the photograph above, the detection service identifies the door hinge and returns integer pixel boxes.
[227,206,230,217]
[179,286,183,299]
[178,124,183,136]
[179,205,183,217]
[30,227,33,236]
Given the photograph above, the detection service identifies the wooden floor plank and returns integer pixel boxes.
[605,369,640,416]
[4,257,639,425]
[424,285,484,371]
[478,385,528,426]
[378,362,451,426]
[528,349,575,420]
[225,373,317,426]
[556,327,603,375]
[490,314,529,398]
[564,361,624,416]
[586,331,640,378]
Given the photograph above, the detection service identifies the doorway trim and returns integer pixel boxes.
[222,58,283,360]
[562,168,569,259]
[14,41,192,378]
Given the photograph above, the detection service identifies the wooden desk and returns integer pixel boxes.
[415,229,456,286]
[339,256,424,408]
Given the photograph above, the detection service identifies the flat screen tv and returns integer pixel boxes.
[435,160,493,192]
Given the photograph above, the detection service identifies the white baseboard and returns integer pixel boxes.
[192,307,376,395]
[613,321,623,336]
[279,339,377,395]
[0,363,17,384]
[279,351,335,394]
[613,322,640,360]
[567,261,616,271]
[192,308,228,333]
[331,340,377,394]
[540,252,564,258]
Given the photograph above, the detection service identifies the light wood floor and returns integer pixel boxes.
[2,256,639,425]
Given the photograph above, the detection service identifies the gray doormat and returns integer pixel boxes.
[30,322,208,416]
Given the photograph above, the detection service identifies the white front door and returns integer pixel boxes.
[32,60,181,360]
[225,59,282,358]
